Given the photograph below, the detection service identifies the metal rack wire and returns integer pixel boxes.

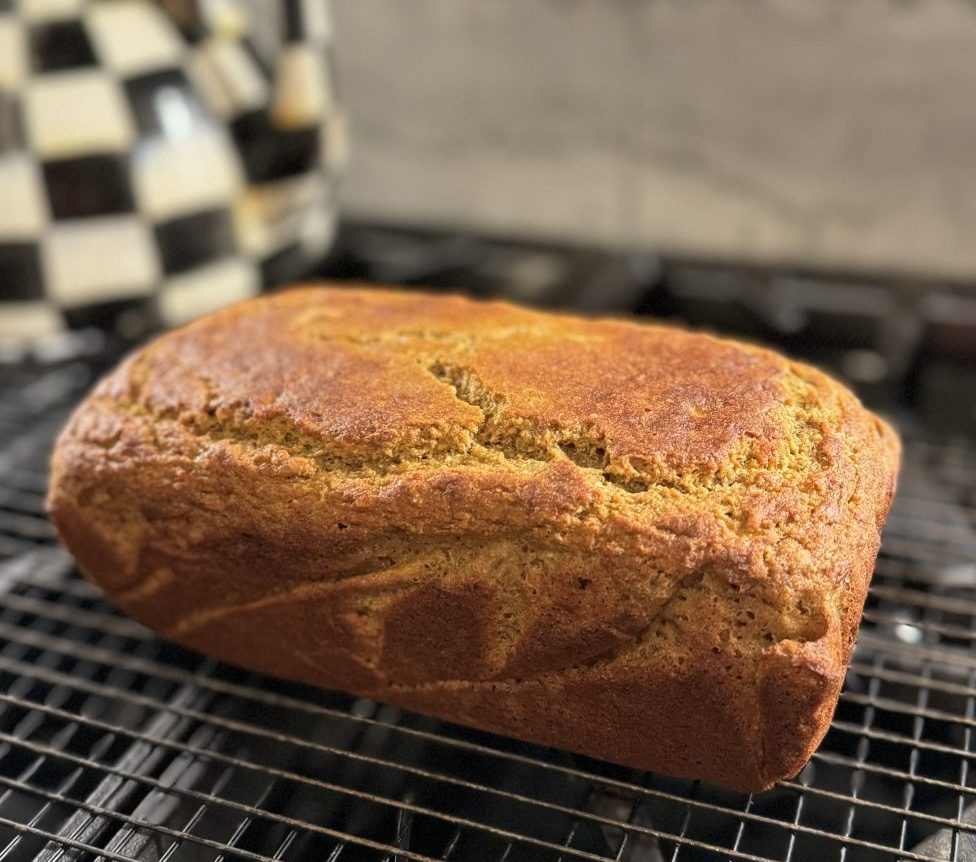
[2,350,976,862]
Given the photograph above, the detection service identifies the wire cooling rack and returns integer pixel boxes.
[1,349,976,862]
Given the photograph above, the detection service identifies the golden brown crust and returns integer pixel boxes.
[47,284,900,792]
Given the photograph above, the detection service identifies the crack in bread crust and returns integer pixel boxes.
[95,340,837,523]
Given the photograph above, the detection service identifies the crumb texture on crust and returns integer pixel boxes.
[47,285,901,791]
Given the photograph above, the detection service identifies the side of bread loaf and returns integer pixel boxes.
[47,286,900,792]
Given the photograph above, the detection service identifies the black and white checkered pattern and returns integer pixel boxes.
[0,0,342,340]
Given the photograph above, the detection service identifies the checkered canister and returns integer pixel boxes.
[0,0,344,340]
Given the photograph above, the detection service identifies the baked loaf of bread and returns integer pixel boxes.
[48,286,899,792]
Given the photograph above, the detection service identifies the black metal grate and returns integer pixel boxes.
[2,346,976,862]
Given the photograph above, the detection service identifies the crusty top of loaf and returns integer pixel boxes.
[104,285,890,475]
[53,285,900,685]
